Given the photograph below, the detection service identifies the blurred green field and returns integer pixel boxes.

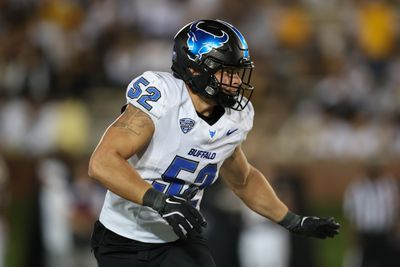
[314,204,349,267]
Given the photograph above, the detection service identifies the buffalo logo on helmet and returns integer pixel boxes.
[219,20,250,59]
[186,21,229,61]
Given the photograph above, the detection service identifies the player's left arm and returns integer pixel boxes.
[220,145,288,222]
[220,145,340,239]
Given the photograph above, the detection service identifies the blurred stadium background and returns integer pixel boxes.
[0,0,399,267]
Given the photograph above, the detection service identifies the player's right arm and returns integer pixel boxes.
[88,104,154,205]
[88,103,206,239]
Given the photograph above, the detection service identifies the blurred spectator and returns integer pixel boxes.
[353,0,397,82]
[55,98,90,156]
[0,98,33,154]
[36,156,103,267]
[238,168,317,267]
[37,157,73,267]
[238,207,289,267]
[343,163,399,267]
[132,0,187,37]
[0,97,90,156]
[70,159,104,267]
[103,36,172,85]
[273,1,312,50]
[24,100,61,156]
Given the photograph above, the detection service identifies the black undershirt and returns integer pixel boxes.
[196,105,225,126]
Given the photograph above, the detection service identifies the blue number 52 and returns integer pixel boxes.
[153,156,217,196]
[128,77,161,110]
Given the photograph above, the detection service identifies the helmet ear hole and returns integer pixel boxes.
[204,58,220,71]
[205,86,217,96]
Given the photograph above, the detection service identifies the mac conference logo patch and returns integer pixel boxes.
[179,118,195,134]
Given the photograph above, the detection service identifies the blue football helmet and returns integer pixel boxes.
[171,19,254,111]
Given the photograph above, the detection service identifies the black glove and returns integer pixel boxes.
[142,187,207,239]
[278,211,340,239]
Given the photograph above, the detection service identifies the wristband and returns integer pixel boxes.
[278,211,301,230]
[142,187,166,211]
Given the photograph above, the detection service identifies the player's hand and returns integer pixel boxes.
[142,188,207,239]
[279,211,340,239]
[157,194,207,239]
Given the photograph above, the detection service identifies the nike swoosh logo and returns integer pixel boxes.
[226,128,239,136]
[300,217,308,227]
[166,198,183,205]
[163,211,185,218]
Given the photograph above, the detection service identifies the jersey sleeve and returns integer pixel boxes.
[125,71,167,121]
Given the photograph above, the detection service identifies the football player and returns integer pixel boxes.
[88,19,340,267]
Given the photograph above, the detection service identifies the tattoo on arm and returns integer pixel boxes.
[112,105,153,136]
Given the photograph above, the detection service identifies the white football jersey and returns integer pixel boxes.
[99,71,254,243]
